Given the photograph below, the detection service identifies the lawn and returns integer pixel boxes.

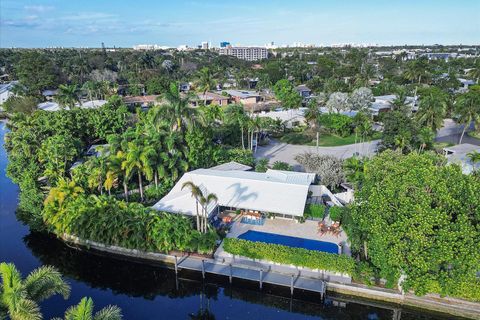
[280,131,382,147]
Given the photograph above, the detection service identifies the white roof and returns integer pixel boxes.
[78,100,107,109]
[153,169,316,217]
[258,108,306,124]
[210,161,252,171]
[444,144,480,174]
[224,90,260,98]
[38,101,62,111]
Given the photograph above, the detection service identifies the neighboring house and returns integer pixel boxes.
[192,92,230,107]
[257,108,307,128]
[42,89,58,101]
[123,95,160,108]
[224,90,261,105]
[153,168,316,218]
[458,78,476,92]
[38,101,61,111]
[443,144,480,175]
[38,100,107,111]
[0,81,18,105]
[369,95,418,116]
[295,85,312,98]
[77,100,107,109]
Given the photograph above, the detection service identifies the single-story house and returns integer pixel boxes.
[224,90,261,105]
[192,92,230,107]
[257,108,307,128]
[152,168,316,218]
[443,143,480,174]
[295,85,312,98]
[123,95,160,108]
[38,101,61,111]
[77,100,107,109]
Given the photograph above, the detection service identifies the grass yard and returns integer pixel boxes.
[280,131,382,147]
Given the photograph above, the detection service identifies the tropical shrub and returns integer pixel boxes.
[318,114,353,137]
[304,204,325,219]
[42,182,217,254]
[328,206,343,222]
[223,238,355,275]
[271,161,292,171]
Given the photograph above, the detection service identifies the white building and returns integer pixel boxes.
[0,81,18,105]
[219,47,268,61]
[153,168,316,218]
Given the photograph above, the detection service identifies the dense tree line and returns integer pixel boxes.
[343,151,480,300]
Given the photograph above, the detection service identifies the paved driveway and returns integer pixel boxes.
[254,139,380,169]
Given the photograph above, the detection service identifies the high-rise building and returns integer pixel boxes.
[218,46,268,61]
[201,42,209,50]
[220,41,231,48]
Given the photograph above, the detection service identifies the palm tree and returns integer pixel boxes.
[304,100,320,130]
[225,104,248,149]
[0,262,70,320]
[467,63,480,84]
[56,84,80,109]
[195,67,217,105]
[467,151,480,173]
[158,83,197,131]
[455,91,480,144]
[53,297,122,320]
[198,191,218,234]
[122,142,145,202]
[416,88,448,132]
[182,181,202,232]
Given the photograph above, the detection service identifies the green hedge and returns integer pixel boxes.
[223,238,355,275]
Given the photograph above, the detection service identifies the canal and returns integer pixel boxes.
[0,121,464,319]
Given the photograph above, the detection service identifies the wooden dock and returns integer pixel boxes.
[175,256,326,298]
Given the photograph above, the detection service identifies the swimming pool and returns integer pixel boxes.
[238,230,339,254]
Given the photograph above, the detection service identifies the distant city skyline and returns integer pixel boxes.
[1,0,479,48]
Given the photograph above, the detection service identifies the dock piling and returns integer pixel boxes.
[201,260,205,279]
[259,269,263,289]
[229,264,232,284]
[174,255,178,275]
[290,274,294,295]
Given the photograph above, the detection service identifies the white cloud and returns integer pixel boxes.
[24,5,54,13]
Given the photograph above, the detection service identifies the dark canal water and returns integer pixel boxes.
[0,121,465,320]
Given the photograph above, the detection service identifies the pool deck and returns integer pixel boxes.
[227,218,351,256]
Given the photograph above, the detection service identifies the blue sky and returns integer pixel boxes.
[1,0,479,48]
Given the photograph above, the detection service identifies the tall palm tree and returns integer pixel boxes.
[195,67,217,105]
[53,297,122,320]
[197,191,218,234]
[455,91,480,144]
[158,83,197,131]
[181,181,202,232]
[225,104,248,149]
[416,88,448,132]
[55,84,80,109]
[0,263,70,320]
[304,100,320,130]
[122,142,145,202]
